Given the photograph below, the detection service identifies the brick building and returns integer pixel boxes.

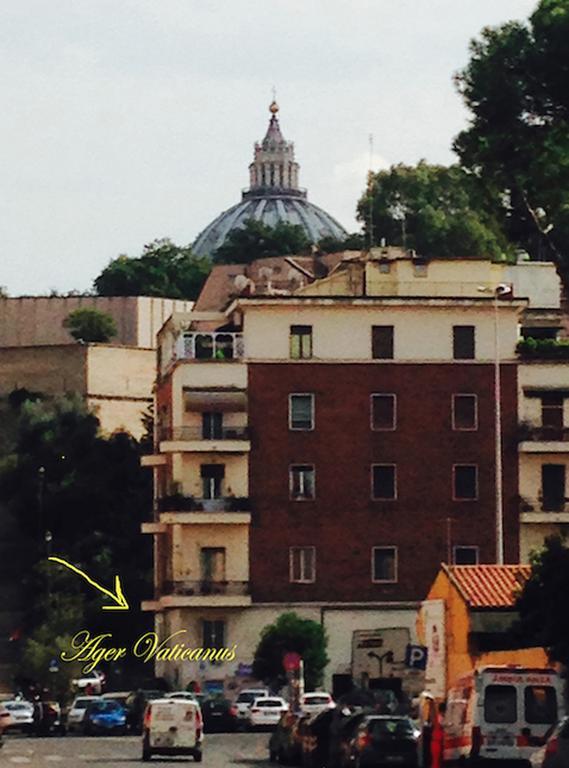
[142,249,564,695]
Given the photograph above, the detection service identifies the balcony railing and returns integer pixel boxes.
[518,424,569,442]
[158,495,251,512]
[159,426,250,442]
[176,332,244,361]
[163,580,250,597]
[520,496,569,513]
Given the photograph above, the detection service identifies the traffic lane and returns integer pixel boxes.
[0,732,273,767]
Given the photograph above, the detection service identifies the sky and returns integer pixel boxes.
[0,0,537,296]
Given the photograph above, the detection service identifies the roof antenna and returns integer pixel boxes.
[367,133,374,251]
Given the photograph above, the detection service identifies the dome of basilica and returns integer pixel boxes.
[193,102,347,258]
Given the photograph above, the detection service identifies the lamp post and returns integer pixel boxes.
[477,283,512,565]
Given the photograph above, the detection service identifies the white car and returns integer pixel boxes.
[2,700,34,732]
[71,670,105,694]
[66,696,102,732]
[300,692,335,716]
[248,697,289,729]
[235,688,269,724]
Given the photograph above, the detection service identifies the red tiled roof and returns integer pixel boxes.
[444,564,532,608]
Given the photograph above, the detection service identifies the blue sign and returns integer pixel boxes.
[48,658,59,673]
[237,663,253,677]
[405,644,428,670]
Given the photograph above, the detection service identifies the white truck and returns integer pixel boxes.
[142,697,203,762]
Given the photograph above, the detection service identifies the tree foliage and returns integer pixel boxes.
[455,0,569,272]
[317,233,365,253]
[357,162,512,259]
[516,536,569,667]
[0,394,153,688]
[63,308,117,343]
[252,612,329,691]
[213,219,311,264]
[94,238,211,300]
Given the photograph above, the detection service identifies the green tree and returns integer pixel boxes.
[252,612,329,691]
[454,0,569,273]
[0,394,153,688]
[357,162,511,259]
[63,308,117,343]
[95,238,211,299]
[317,233,365,253]
[516,536,569,668]
[213,219,311,264]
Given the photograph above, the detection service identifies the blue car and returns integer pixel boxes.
[83,700,127,735]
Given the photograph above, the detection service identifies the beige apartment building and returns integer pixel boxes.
[141,249,566,695]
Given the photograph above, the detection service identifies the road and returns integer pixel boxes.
[0,732,272,767]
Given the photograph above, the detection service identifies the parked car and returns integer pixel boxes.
[201,696,237,733]
[67,695,102,733]
[71,670,105,694]
[125,690,164,734]
[83,699,127,736]
[269,710,310,764]
[2,700,34,733]
[301,708,337,768]
[142,697,203,762]
[540,718,569,768]
[248,696,289,730]
[300,692,336,716]
[351,715,419,768]
[235,688,269,726]
[165,692,200,702]
[328,709,370,768]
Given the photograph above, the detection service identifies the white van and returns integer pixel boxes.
[444,666,563,764]
[142,698,203,762]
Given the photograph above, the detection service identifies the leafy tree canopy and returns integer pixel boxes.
[63,308,117,343]
[94,238,211,300]
[454,0,569,272]
[516,536,569,667]
[252,612,329,691]
[213,219,311,264]
[317,233,366,253]
[356,162,512,260]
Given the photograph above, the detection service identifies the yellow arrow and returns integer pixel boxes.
[48,556,129,611]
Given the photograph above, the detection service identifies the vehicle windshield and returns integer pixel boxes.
[257,699,283,707]
[525,686,557,724]
[304,695,331,705]
[91,701,121,714]
[5,702,32,710]
[237,693,258,703]
[74,698,98,710]
[369,718,415,740]
[484,685,517,724]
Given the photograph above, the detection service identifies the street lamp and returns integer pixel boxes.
[477,283,512,565]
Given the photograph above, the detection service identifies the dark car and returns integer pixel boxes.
[83,700,127,735]
[125,690,164,733]
[301,708,337,768]
[351,715,419,768]
[201,696,238,733]
[541,718,569,768]
[328,709,370,768]
[269,710,310,764]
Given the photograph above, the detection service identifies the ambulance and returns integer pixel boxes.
[142,697,203,762]
[443,666,563,764]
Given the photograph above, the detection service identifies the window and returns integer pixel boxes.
[453,546,479,565]
[413,263,428,277]
[201,464,224,499]
[372,326,394,360]
[542,464,565,511]
[289,394,314,430]
[200,547,226,583]
[541,393,564,429]
[484,685,517,724]
[202,412,223,439]
[371,394,396,430]
[453,465,478,500]
[452,394,478,431]
[372,547,398,583]
[524,686,558,725]
[290,325,313,359]
[372,464,397,500]
[453,326,475,360]
[203,620,225,649]
[289,547,316,583]
[290,465,315,500]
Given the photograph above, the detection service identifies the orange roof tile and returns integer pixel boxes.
[444,564,532,608]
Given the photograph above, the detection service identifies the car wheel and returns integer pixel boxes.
[194,749,203,762]
[142,734,152,761]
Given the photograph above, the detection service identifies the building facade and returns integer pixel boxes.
[142,250,565,695]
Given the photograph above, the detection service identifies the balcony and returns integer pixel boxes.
[176,332,244,362]
[158,425,251,453]
[519,497,569,523]
[157,494,252,525]
[518,425,569,453]
[159,580,252,608]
